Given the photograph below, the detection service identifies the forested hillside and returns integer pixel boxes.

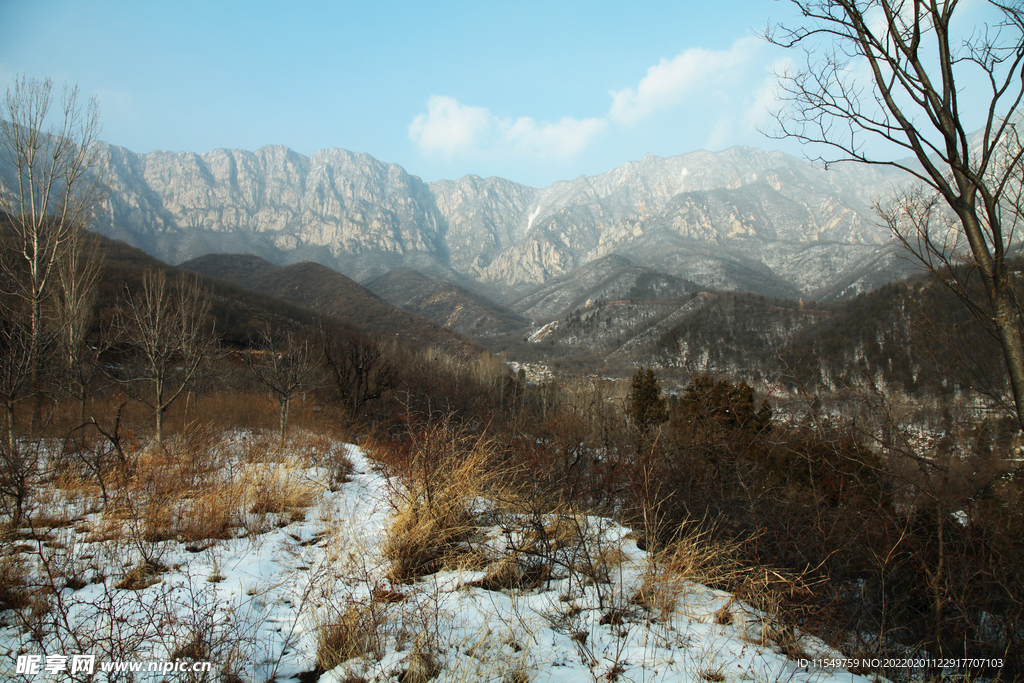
[492,270,1007,404]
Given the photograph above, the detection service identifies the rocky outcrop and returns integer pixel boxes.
[94,144,447,281]
[460,148,900,293]
[81,142,910,301]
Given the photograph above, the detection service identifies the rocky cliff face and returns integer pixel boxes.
[464,148,901,296]
[82,142,909,300]
[95,144,447,281]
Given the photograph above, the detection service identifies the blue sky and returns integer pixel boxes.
[0,0,983,187]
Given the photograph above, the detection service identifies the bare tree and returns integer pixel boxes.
[766,1,1024,428]
[54,227,106,423]
[320,328,396,415]
[118,269,216,444]
[0,76,104,522]
[246,326,321,443]
[0,320,37,523]
[0,76,105,390]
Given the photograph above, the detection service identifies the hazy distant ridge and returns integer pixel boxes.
[89,142,910,301]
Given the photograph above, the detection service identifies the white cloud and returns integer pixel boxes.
[408,95,607,160]
[865,1,932,42]
[506,115,608,157]
[609,36,762,125]
[408,96,492,157]
[408,36,778,162]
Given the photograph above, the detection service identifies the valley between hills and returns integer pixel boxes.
[7,0,1024,676]
[2,126,1021,683]
[90,137,943,390]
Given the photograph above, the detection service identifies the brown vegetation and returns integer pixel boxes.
[0,125,1020,680]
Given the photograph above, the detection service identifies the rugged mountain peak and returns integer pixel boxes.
[73,141,913,301]
[90,143,449,279]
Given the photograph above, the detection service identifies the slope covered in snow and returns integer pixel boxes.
[0,437,874,683]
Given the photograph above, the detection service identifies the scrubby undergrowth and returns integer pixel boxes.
[0,420,881,683]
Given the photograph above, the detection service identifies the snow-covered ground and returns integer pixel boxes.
[1,439,876,683]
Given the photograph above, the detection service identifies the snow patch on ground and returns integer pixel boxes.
[1,441,872,683]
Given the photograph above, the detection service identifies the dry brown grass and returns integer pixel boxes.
[34,390,344,443]
[630,518,820,662]
[369,584,407,604]
[698,665,726,682]
[399,642,440,683]
[455,497,634,599]
[13,385,352,549]
[315,600,389,671]
[234,428,354,492]
[65,420,332,545]
[374,420,507,584]
[114,559,165,590]
[289,401,353,443]
[246,459,321,517]
[183,392,278,433]
[176,483,245,542]
[99,424,234,542]
[658,523,746,589]
[632,521,746,619]
[382,482,480,584]
[0,551,31,612]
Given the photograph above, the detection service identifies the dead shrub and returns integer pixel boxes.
[0,552,31,612]
[115,560,165,590]
[399,643,440,683]
[246,459,320,516]
[316,601,387,671]
[377,418,505,583]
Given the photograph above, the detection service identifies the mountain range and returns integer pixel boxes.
[88,142,914,303]
[17,142,985,396]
